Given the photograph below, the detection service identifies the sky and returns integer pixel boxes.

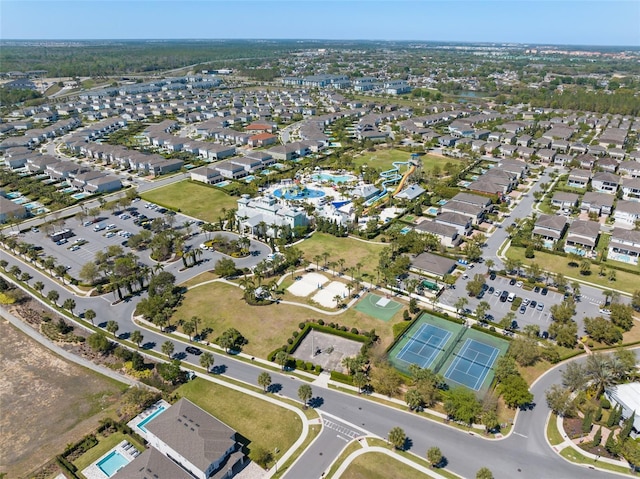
[1,1,639,47]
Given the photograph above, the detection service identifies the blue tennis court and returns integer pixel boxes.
[395,323,452,370]
[444,339,500,391]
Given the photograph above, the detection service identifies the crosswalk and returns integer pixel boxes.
[323,419,361,440]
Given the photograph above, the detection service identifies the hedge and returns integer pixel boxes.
[330,370,353,386]
[470,324,512,341]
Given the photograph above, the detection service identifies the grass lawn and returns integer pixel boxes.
[140,180,238,223]
[326,441,363,478]
[297,233,386,280]
[340,452,436,479]
[353,148,460,174]
[172,280,404,357]
[560,447,632,475]
[73,431,131,471]
[547,414,564,446]
[176,378,302,466]
[506,246,639,294]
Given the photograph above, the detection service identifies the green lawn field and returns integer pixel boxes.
[140,180,238,223]
[353,148,461,174]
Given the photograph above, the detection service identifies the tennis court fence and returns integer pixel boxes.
[432,326,466,374]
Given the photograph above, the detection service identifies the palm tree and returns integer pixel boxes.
[337,258,346,274]
[161,340,175,358]
[190,316,202,339]
[130,330,143,348]
[298,384,313,408]
[275,350,288,370]
[485,259,495,273]
[182,320,195,341]
[63,298,76,315]
[454,297,468,317]
[388,427,406,450]
[353,371,368,394]
[33,281,45,295]
[106,320,119,338]
[427,447,443,468]
[47,290,60,305]
[200,352,215,373]
[333,294,342,309]
[84,309,96,325]
[585,353,616,398]
[258,372,272,392]
[313,254,323,271]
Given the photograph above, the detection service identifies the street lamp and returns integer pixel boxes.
[274,447,279,472]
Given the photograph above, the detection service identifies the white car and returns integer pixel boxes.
[494,289,501,297]
[516,281,523,288]
[105,232,116,238]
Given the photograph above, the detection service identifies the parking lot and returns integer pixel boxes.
[22,201,269,282]
[439,271,602,336]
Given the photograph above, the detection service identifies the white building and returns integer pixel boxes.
[236,194,310,238]
[605,383,640,437]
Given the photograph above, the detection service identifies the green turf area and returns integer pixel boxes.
[506,245,639,294]
[175,279,403,357]
[340,451,435,479]
[140,180,238,223]
[176,378,302,467]
[297,233,385,280]
[354,294,403,322]
[353,149,461,174]
[547,414,564,446]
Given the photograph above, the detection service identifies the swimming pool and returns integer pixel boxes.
[437,199,447,205]
[71,192,90,200]
[426,206,439,215]
[137,405,167,433]
[24,202,42,210]
[312,172,355,184]
[244,175,255,182]
[61,187,76,193]
[400,226,412,235]
[97,451,129,477]
[11,197,27,204]
[216,180,231,187]
[6,192,21,199]
[273,186,325,200]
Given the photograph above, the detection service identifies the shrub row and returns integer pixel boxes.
[330,370,353,385]
[470,324,513,341]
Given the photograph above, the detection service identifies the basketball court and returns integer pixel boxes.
[353,293,403,321]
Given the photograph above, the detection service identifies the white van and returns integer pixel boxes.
[507,292,516,302]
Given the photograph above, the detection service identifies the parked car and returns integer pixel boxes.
[509,278,516,286]
[489,273,496,281]
[516,281,523,288]
[541,331,549,339]
[494,289,502,297]
[541,288,548,296]
[537,303,544,311]
[500,291,509,302]
[530,300,537,308]
[534,286,541,293]
[488,286,495,295]
[523,298,530,306]
[519,305,526,314]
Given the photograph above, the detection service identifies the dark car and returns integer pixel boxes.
[488,286,495,295]
[534,286,540,293]
[476,290,485,299]
[519,305,526,314]
[530,300,537,308]
[511,320,520,330]
[541,288,548,296]
[541,331,549,339]
[500,290,509,302]
[481,283,489,291]
[509,278,516,286]
[485,314,495,322]
[185,346,202,356]
[489,273,496,281]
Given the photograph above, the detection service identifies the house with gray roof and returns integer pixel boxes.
[591,171,620,194]
[414,220,460,247]
[435,211,472,236]
[622,177,640,202]
[608,228,640,265]
[614,200,640,227]
[236,194,310,238]
[0,196,27,223]
[115,448,192,479]
[565,220,600,255]
[567,169,591,189]
[551,192,579,210]
[410,252,457,278]
[532,214,568,248]
[395,184,425,201]
[580,192,614,217]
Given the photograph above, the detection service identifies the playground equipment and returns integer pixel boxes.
[363,153,418,214]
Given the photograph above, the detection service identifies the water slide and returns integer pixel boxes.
[362,160,416,214]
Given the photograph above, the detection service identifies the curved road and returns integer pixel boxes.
[0,242,630,478]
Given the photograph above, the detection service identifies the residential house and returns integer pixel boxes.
[435,212,472,237]
[596,157,619,173]
[619,161,640,178]
[622,177,640,202]
[551,192,579,210]
[130,398,245,479]
[414,220,460,247]
[565,220,600,255]
[351,184,380,202]
[440,200,484,225]
[248,132,277,148]
[0,196,27,223]
[567,169,591,189]
[537,149,556,163]
[190,166,224,185]
[553,154,573,167]
[395,184,426,201]
[115,448,192,479]
[84,175,122,193]
[576,153,597,170]
[532,214,568,248]
[614,200,640,227]
[608,228,640,265]
[580,192,614,217]
[410,252,457,278]
[591,171,620,194]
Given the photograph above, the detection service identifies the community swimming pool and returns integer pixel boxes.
[273,186,325,200]
[312,172,356,183]
[137,404,167,433]
[97,451,130,477]
[24,202,42,210]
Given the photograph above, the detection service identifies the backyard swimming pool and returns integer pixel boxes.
[425,206,439,215]
[216,180,231,187]
[137,405,167,433]
[6,192,21,199]
[11,197,27,204]
[97,451,130,477]
[71,192,90,200]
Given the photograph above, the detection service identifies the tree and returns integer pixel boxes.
[106,320,119,338]
[475,301,491,322]
[216,328,247,353]
[632,289,640,311]
[499,374,533,408]
[466,274,486,297]
[200,352,215,373]
[476,467,494,479]
[79,261,101,285]
[157,358,182,384]
[584,316,622,345]
[161,340,174,358]
[494,356,519,382]
[548,321,578,348]
[87,332,111,353]
[130,330,143,348]
[591,426,602,447]
[585,353,617,398]
[258,371,272,392]
[214,258,237,277]
[509,337,540,366]
[610,303,634,331]
[481,409,500,434]
[561,362,587,392]
[444,387,481,424]
[298,384,313,408]
[275,350,289,370]
[454,297,469,317]
[84,309,96,325]
[621,438,640,467]
[47,289,59,305]
[388,427,406,450]
[371,362,402,397]
[426,446,443,467]
[182,320,195,341]
[63,298,76,315]
[405,388,424,411]
[352,371,368,394]
[485,259,495,273]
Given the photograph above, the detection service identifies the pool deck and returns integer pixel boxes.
[127,399,171,438]
[81,440,140,479]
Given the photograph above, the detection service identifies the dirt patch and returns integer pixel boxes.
[563,416,585,439]
[0,316,126,478]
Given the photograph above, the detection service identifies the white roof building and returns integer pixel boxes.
[605,383,640,435]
